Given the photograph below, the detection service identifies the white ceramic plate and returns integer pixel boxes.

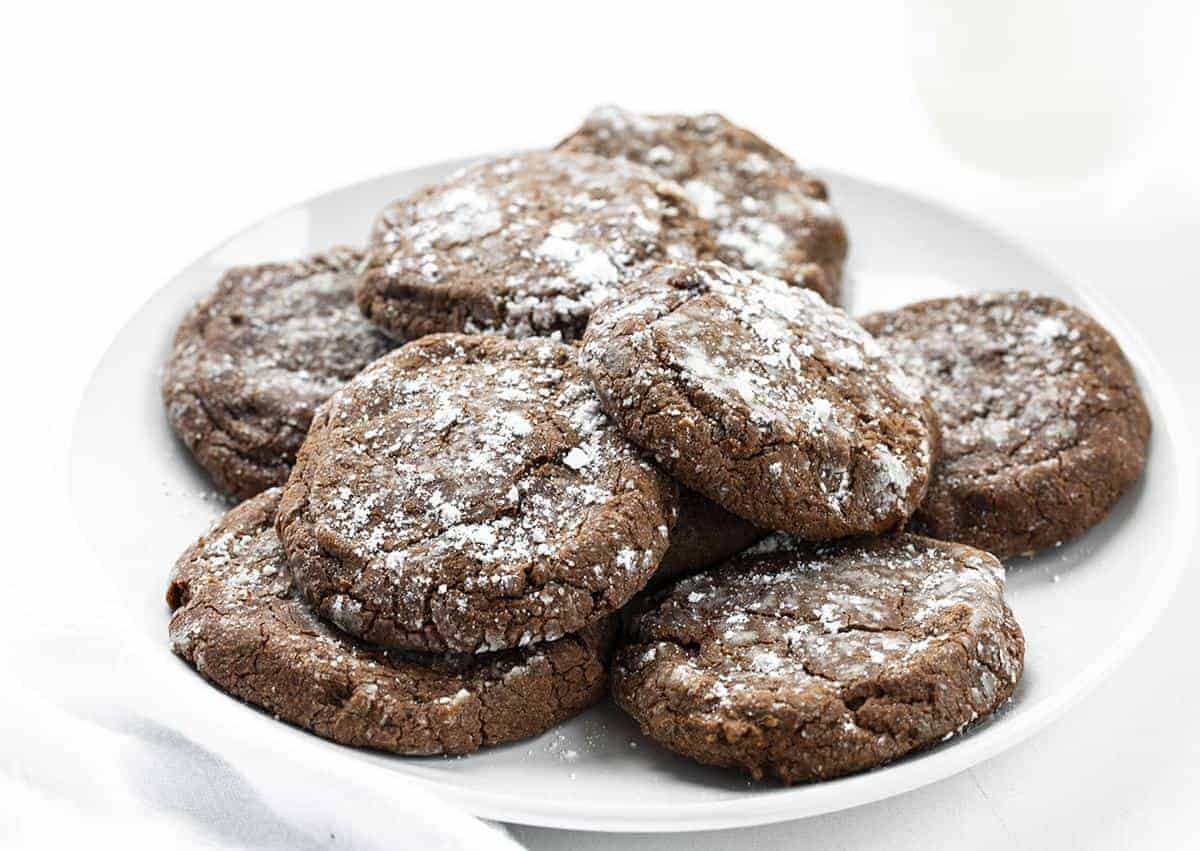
[69,159,1196,832]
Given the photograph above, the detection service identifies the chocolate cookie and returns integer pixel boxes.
[613,534,1024,783]
[653,487,766,587]
[357,151,713,341]
[860,293,1150,558]
[277,333,678,654]
[580,262,937,538]
[168,489,615,755]
[557,106,847,304]
[163,248,394,499]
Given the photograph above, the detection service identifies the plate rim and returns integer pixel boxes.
[70,160,1199,833]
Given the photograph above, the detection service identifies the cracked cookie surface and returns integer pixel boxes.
[860,292,1150,557]
[277,333,677,654]
[613,534,1024,783]
[167,489,615,755]
[557,106,847,304]
[357,150,714,342]
[163,248,394,499]
[580,262,937,538]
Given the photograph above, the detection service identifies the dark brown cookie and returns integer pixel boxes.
[557,106,847,304]
[167,489,615,756]
[860,293,1151,558]
[357,151,714,342]
[580,262,938,538]
[613,534,1024,784]
[163,248,394,499]
[652,487,766,587]
[277,333,678,654]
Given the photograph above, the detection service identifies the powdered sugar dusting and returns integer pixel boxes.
[559,106,846,301]
[366,150,706,340]
[166,490,612,755]
[163,248,395,492]
[619,536,1021,735]
[863,292,1105,476]
[581,262,933,525]
[300,335,672,653]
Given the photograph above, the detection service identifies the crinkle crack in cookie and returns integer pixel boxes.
[357,151,714,342]
[613,534,1024,784]
[580,262,938,538]
[163,248,394,499]
[167,490,615,755]
[860,292,1151,558]
[557,106,848,304]
[277,333,678,654]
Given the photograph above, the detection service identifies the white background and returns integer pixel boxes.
[3,1,1199,848]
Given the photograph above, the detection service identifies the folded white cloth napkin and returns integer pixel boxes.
[1,582,522,850]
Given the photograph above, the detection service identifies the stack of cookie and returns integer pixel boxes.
[162,107,1150,784]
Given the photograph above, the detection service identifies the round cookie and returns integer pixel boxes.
[652,487,766,587]
[613,534,1025,784]
[277,333,678,654]
[163,248,394,499]
[580,261,938,538]
[167,489,615,756]
[358,150,714,342]
[860,292,1151,558]
[557,106,848,304]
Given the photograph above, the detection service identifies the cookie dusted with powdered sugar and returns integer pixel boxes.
[357,151,714,341]
[277,333,678,654]
[613,534,1024,784]
[168,489,615,756]
[580,262,937,538]
[860,293,1150,558]
[558,106,847,304]
[163,248,394,499]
